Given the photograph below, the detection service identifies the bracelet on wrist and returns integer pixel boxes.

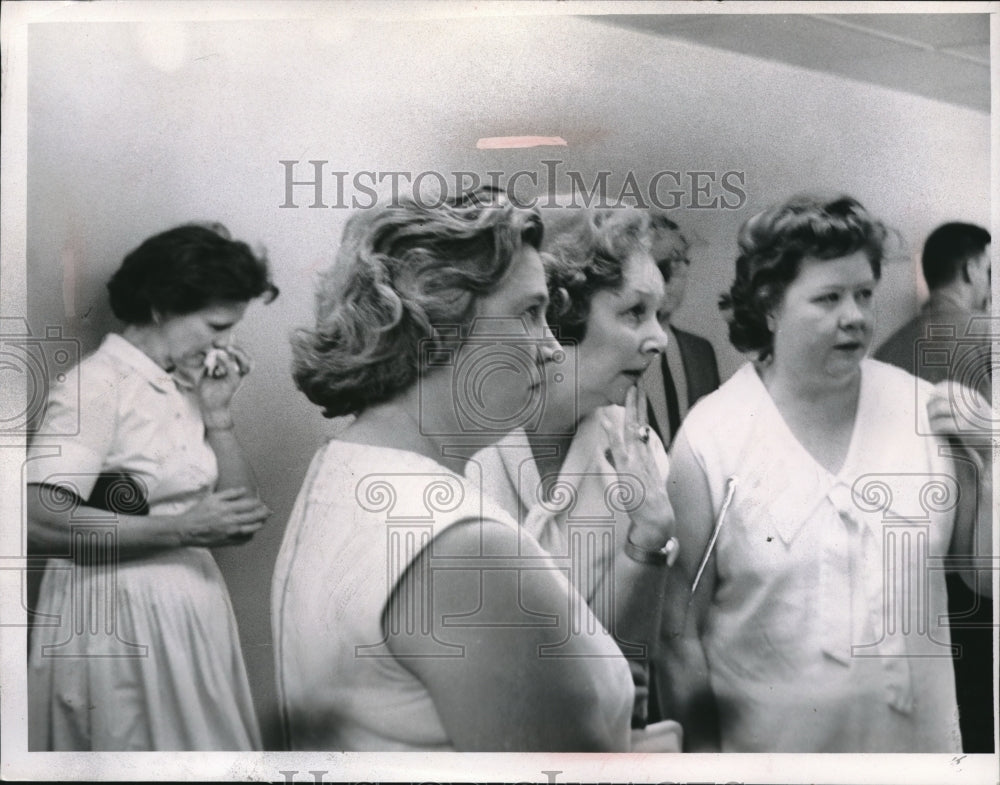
[624,535,680,567]
[625,538,666,565]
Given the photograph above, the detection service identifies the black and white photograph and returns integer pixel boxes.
[0,1,996,782]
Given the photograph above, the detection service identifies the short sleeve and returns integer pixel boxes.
[25,361,117,500]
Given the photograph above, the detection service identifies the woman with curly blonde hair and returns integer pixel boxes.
[273,189,635,751]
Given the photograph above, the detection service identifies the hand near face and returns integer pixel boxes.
[197,344,254,418]
[602,385,676,551]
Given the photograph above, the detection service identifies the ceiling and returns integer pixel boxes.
[595,13,990,113]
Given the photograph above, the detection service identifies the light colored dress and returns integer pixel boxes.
[271,440,633,750]
[470,406,670,635]
[470,406,682,751]
[26,334,261,751]
[678,359,962,752]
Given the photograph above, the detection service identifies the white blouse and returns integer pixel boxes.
[26,333,216,514]
[680,359,962,752]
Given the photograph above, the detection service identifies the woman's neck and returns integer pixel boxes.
[759,357,860,411]
[527,429,573,470]
[757,358,862,475]
[527,401,592,496]
[343,392,472,475]
[121,323,170,369]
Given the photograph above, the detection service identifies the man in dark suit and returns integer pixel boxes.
[874,222,993,753]
[876,222,991,400]
[640,213,720,447]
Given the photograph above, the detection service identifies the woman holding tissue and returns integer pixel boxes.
[469,206,681,747]
[26,223,277,750]
[659,194,992,752]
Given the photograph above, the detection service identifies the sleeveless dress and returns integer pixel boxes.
[271,440,632,750]
[469,407,682,749]
[26,334,260,750]
[679,359,962,752]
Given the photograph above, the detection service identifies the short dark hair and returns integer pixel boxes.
[921,222,991,290]
[720,194,888,361]
[107,223,278,323]
[647,210,691,282]
[291,187,544,419]
[542,207,651,344]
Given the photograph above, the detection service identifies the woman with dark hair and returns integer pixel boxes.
[468,206,681,749]
[658,194,992,752]
[272,189,635,751]
[26,223,278,750]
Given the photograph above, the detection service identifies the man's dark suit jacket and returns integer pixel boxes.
[646,326,721,446]
[874,303,992,401]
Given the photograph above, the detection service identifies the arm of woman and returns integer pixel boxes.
[928,382,993,598]
[949,456,992,598]
[198,345,260,494]
[26,347,269,558]
[205,426,258,494]
[595,387,674,727]
[654,427,721,751]
[27,483,270,557]
[387,517,633,752]
[603,537,669,727]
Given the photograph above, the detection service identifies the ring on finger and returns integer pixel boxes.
[635,424,651,444]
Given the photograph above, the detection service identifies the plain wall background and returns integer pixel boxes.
[24,13,990,747]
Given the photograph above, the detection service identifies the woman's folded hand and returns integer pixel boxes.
[179,487,271,548]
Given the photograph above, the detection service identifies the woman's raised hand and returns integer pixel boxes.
[601,385,677,551]
[179,487,270,548]
[197,344,253,419]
